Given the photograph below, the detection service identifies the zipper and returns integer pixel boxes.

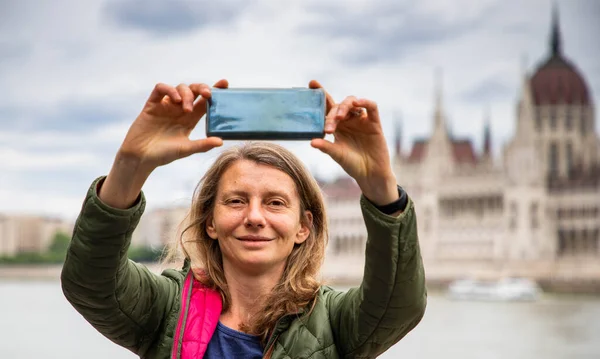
[263,333,279,359]
[262,297,314,357]
[263,316,285,357]
[171,271,194,359]
[263,305,309,357]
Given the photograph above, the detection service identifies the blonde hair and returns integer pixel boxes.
[164,142,328,342]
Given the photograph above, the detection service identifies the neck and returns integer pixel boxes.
[219,261,285,331]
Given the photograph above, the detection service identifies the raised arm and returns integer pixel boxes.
[324,192,426,357]
[61,176,177,355]
[61,80,228,355]
[309,83,427,356]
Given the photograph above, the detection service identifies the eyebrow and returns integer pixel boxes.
[220,189,294,202]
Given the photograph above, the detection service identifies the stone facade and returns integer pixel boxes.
[318,177,368,282]
[392,11,600,285]
[319,11,600,290]
[131,206,190,250]
[0,214,73,256]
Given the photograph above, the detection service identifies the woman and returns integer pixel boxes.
[61,79,426,358]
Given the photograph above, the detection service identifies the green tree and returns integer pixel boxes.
[48,231,71,255]
[128,245,165,263]
[0,231,73,264]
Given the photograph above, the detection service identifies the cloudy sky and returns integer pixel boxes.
[1,0,599,221]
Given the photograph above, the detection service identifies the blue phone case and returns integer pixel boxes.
[206,88,326,140]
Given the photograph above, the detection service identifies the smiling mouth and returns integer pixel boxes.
[237,236,273,242]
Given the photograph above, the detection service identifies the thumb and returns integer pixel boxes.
[179,137,223,158]
[310,138,345,164]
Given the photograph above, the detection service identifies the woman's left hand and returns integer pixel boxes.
[308,80,399,206]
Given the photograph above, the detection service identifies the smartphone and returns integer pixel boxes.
[206,88,326,140]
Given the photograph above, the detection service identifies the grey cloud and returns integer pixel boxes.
[0,40,33,76]
[0,1,33,74]
[561,0,600,110]
[103,0,253,36]
[297,1,504,65]
[459,77,513,104]
[0,1,24,32]
[5,165,114,202]
[0,100,136,133]
[0,42,31,63]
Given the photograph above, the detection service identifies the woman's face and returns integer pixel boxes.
[206,160,312,275]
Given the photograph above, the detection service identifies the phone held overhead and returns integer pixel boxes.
[206,87,326,140]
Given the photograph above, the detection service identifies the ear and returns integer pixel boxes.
[206,216,218,240]
[295,210,313,244]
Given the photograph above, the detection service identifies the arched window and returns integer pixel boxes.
[565,107,572,130]
[530,202,539,229]
[566,142,573,178]
[334,236,341,254]
[549,107,557,130]
[580,112,587,136]
[549,142,559,177]
[557,230,566,255]
[592,229,599,252]
[510,202,518,231]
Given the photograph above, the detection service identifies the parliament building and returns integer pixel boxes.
[322,9,599,291]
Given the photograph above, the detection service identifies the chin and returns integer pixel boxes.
[238,255,285,273]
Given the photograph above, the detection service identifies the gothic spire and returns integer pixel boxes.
[483,106,491,157]
[394,110,402,156]
[550,2,562,56]
[433,67,445,130]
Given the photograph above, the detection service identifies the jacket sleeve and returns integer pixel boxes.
[326,194,427,358]
[60,177,178,356]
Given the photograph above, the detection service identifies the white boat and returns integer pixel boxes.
[447,277,541,301]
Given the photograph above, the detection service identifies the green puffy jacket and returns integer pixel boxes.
[61,177,427,358]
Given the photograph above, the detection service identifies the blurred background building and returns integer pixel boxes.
[313,9,599,290]
[0,214,73,256]
[393,10,598,290]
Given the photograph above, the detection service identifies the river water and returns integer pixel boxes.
[1,280,599,359]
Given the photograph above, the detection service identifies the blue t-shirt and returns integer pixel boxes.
[204,321,263,358]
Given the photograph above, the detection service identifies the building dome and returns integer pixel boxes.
[530,8,591,106]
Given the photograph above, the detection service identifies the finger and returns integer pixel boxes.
[148,83,182,104]
[189,83,213,122]
[176,84,195,113]
[213,78,229,89]
[179,137,224,158]
[310,138,345,164]
[190,79,230,116]
[324,96,357,133]
[352,98,380,123]
[336,96,358,120]
[324,105,339,134]
[189,83,212,101]
[309,80,336,113]
[190,79,229,100]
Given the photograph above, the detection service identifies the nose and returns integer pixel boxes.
[244,199,266,228]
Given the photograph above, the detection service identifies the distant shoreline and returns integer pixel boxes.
[3,264,600,296]
[0,264,62,278]
[0,263,162,281]
[0,263,365,286]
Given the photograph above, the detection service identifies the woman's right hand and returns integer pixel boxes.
[99,79,228,209]
[118,79,229,171]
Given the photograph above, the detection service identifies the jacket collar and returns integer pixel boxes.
[182,257,192,273]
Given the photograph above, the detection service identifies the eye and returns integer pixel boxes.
[225,198,245,206]
[268,199,285,207]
